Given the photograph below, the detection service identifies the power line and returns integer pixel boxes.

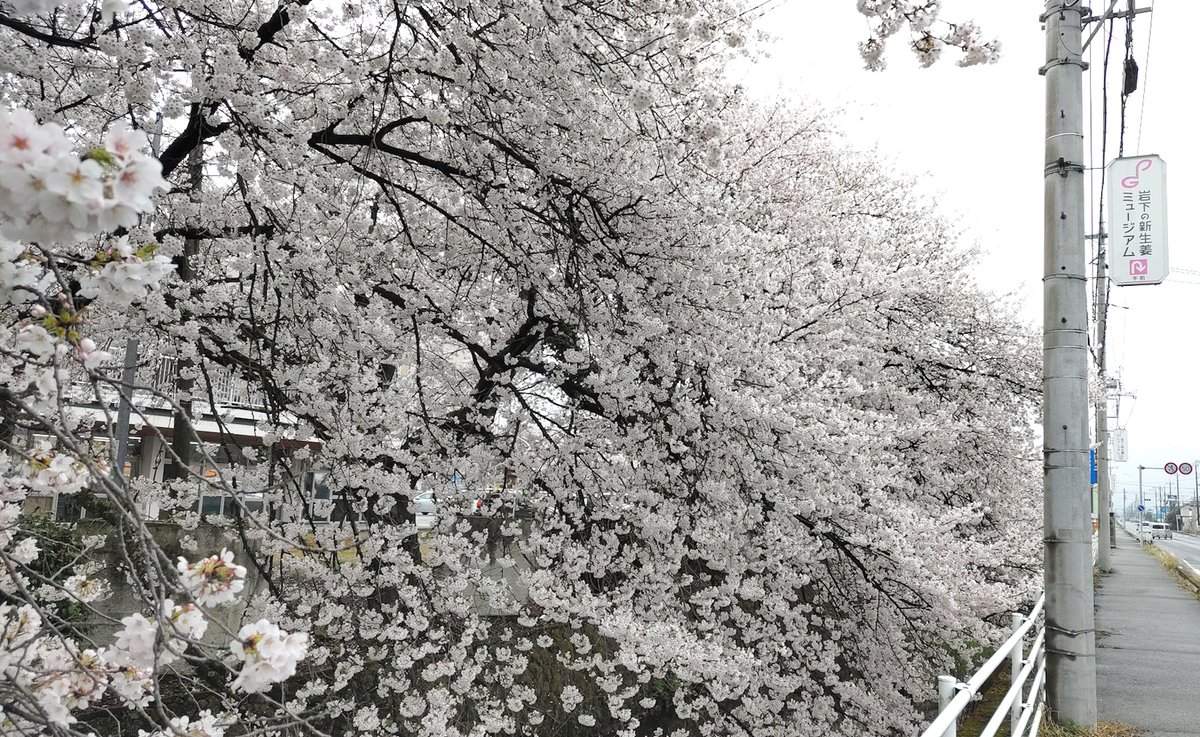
[1118,1,1136,157]
[1088,25,1096,252]
[1136,0,1156,152]
[1092,17,1115,367]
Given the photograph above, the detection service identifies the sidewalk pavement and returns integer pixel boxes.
[1095,529,1200,736]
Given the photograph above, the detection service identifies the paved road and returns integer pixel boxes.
[1155,534,1200,574]
[1118,518,1200,574]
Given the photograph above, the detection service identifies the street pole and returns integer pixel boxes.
[1193,461,1197,533]
[1177,475,1182,530]
[112,114,163,489]
[1042,0,1097,724]
[112,338,138,482]
[1138,466,1144,538]
[1093,170,1111,564]
[1094,359,1111,567]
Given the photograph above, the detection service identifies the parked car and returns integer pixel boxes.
[412,491,438,530]
[413,490,437,516]
[1150,522,1173,540]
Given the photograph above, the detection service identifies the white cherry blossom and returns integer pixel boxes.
[177,549,246,606]
[139,710,227,737]
[230,619,309,693]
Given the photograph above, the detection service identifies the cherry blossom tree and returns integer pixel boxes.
[0,0,1028,735]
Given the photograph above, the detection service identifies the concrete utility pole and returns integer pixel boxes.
[1095,261,1112,569]
[1090,92,1114,562]
[1042,0,1097,725]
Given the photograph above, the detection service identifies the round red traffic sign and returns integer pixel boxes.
[1165,462,1179,474]
[1182,463,1195,475]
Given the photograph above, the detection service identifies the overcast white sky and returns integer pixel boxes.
[739,1,1191,513]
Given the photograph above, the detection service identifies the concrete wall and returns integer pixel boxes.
[78,519,268,646]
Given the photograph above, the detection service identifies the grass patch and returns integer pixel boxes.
[1145,545,1200,598]
[953,665,1139,737]
[1040,721,1140,737]
[956,665,1014,737]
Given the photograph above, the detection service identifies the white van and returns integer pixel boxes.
[1150,522,1173,540]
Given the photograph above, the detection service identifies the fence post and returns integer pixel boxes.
[1011,612,1026,736]
[937,675,957,737]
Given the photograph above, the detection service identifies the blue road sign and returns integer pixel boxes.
[1138,505,1146,512]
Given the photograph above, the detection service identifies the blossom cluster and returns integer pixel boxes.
[2,545,306,731]
[1,444,93,592]
[0,106,172,423]
[230,619,310,693]
[852,0,999,69]
[79,236,176,306]
[139,710,227,737]
[0,109,168,244]
[0,239,50,305]
[0,605,108,726]
[177,548,247,606]
[109,599,207,670]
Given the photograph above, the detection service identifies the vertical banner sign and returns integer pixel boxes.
[1109,428,1128,462]
[1108,154,1168,285]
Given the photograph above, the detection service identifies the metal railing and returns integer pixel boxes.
[919,593,1047,737]
[142,355,265,408]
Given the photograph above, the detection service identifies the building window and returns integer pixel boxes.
[197,489,265,519]
[302,471,358,523]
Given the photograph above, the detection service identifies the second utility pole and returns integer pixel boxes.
[1095,231,1112,570]
[1042,0,1098,725]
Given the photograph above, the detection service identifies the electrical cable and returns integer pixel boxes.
[1135,0,1155,152]
[1122,391,1137,427]
[1088,26,1095,255]
[1098,6,1140,383]
[1090,18,1115,370]
[1103,2,1154,439]
[1118,1,1136,157]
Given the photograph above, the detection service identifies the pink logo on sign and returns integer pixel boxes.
[1129,259,1149,276]
[1122,158,1152,189]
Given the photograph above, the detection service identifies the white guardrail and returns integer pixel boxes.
[919,593,1047,737]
